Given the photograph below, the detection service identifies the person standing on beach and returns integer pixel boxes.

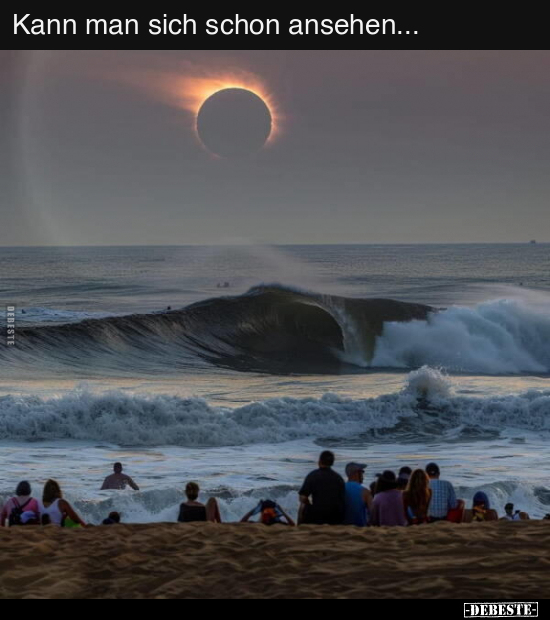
[298,451,345,525]
[425,462,459,522]
[343,462,373,526]
[101,463,140,491]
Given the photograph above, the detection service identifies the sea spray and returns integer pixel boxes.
[1,371,549,446]
[372,300,550,374]
[404,366,453,400]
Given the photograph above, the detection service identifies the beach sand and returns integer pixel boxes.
[1,521,549,599]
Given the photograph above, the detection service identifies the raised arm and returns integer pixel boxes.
[277,504,296,527]
[240,509,256,523]
[241,501,262,523]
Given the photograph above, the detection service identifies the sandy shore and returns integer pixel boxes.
[1,521,549,599]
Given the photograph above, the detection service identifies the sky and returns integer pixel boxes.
[1,49,549,246]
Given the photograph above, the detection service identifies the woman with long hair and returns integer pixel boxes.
[40,480,86,527]
[403,469,432,525]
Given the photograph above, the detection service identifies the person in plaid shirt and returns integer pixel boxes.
[426,462,460,521]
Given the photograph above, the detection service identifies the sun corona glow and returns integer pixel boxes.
[129,69,281,146]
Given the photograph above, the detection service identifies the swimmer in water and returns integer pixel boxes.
[101,463,140,491]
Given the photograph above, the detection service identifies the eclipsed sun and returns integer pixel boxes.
[116,67,280,158]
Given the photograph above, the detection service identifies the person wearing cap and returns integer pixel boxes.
[370,470,407,527]
[101,463,140,491]
[298,451,345,525]
[425,462,458,521]
[343,462,373,526]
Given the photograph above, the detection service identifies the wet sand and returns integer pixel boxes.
[1,521,549,599]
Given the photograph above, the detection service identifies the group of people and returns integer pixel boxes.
[0,479,87,528]
[0,455,539,529]
[296,452,532,526]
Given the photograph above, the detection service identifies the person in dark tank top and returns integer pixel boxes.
[178,482,222,523]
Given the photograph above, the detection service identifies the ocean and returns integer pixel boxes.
[1,244,549,523]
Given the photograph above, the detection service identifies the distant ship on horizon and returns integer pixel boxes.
[529,240,537,244]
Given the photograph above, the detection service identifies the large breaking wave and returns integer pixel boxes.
[0,284,548,376]
[0,368,549,446]
[0,285,431,376]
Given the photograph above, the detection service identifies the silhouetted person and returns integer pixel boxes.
[298,451,345,525]
[178,482,221,523]
[102,511,121,525]
[101,463,140,491]
[397,466,412,490]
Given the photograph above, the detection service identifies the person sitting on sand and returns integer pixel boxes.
[241,500,295,526]
[343,462,373,526]
[178,482,222,523]
[462,491,498,522]
[501,502,530,521]
[426,462,462,522]
[298,451,345,525]
[397,466,412,491]
[370,470,407,527]
[403,469,432,525]
[40,480,86,527]
[101,463,140,491]
[1,481,40,527]
[102,511,121,525]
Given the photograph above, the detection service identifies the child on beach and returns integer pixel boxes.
[178,482,222,523]
[241,500,295,526]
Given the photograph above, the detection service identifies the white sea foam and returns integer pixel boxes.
[372,300,550,374]
[0,369,549,446]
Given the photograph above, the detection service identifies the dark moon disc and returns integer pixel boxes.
[197,88,273,158]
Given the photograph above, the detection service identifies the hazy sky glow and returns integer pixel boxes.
[1,49,549,246]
